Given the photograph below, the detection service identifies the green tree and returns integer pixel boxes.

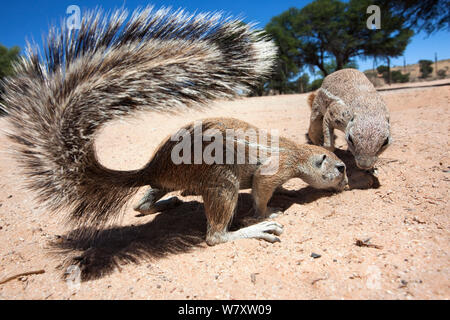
[391,70,410,83]
[265,0,413,91]
[0,44,21,115]
[297,73,310,93]
[419,60,433,78]
[266,59,297,94]
[0,44,20,79]
[309,78,324,91]
[265,11,302,94]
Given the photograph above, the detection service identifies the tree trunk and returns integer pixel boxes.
[387,57,391,85]
[336,55,345,71]
[317,62,328,77]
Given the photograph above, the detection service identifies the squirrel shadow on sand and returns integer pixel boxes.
[51,184,339,281]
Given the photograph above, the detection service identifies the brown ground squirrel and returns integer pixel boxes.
[132,118,348,245]
[307,69,391,170]
[0,8,276,237]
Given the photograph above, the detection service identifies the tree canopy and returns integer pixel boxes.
[374,0,450,34]
[263,0,413,94]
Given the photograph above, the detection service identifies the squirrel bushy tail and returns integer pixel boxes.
[307,92,316,109]
[1,7,276,230]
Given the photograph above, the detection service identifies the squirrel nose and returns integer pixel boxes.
[336,164,345,173]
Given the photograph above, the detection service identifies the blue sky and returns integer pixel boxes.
[1,0,449,77]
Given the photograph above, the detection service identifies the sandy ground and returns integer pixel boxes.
[0,80,448,300]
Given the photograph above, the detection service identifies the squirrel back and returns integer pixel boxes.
[1,7,276,232]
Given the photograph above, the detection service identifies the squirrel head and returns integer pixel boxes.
[299,146,348,191]
[345,113,391,170]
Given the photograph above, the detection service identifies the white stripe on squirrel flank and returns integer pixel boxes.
[318,87,347,108]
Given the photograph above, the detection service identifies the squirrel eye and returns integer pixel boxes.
[382,137,389,147]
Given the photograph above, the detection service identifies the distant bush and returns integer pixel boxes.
[377,65,390,83]
[437,68,447,79]
[376,65,409,83]
[377,65,389,74]
[418,60,433,78]
[391,70,410,83]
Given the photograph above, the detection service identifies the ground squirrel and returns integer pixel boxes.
[132,117,348,245]
[307,69,391,170]
[1,7,276,237]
